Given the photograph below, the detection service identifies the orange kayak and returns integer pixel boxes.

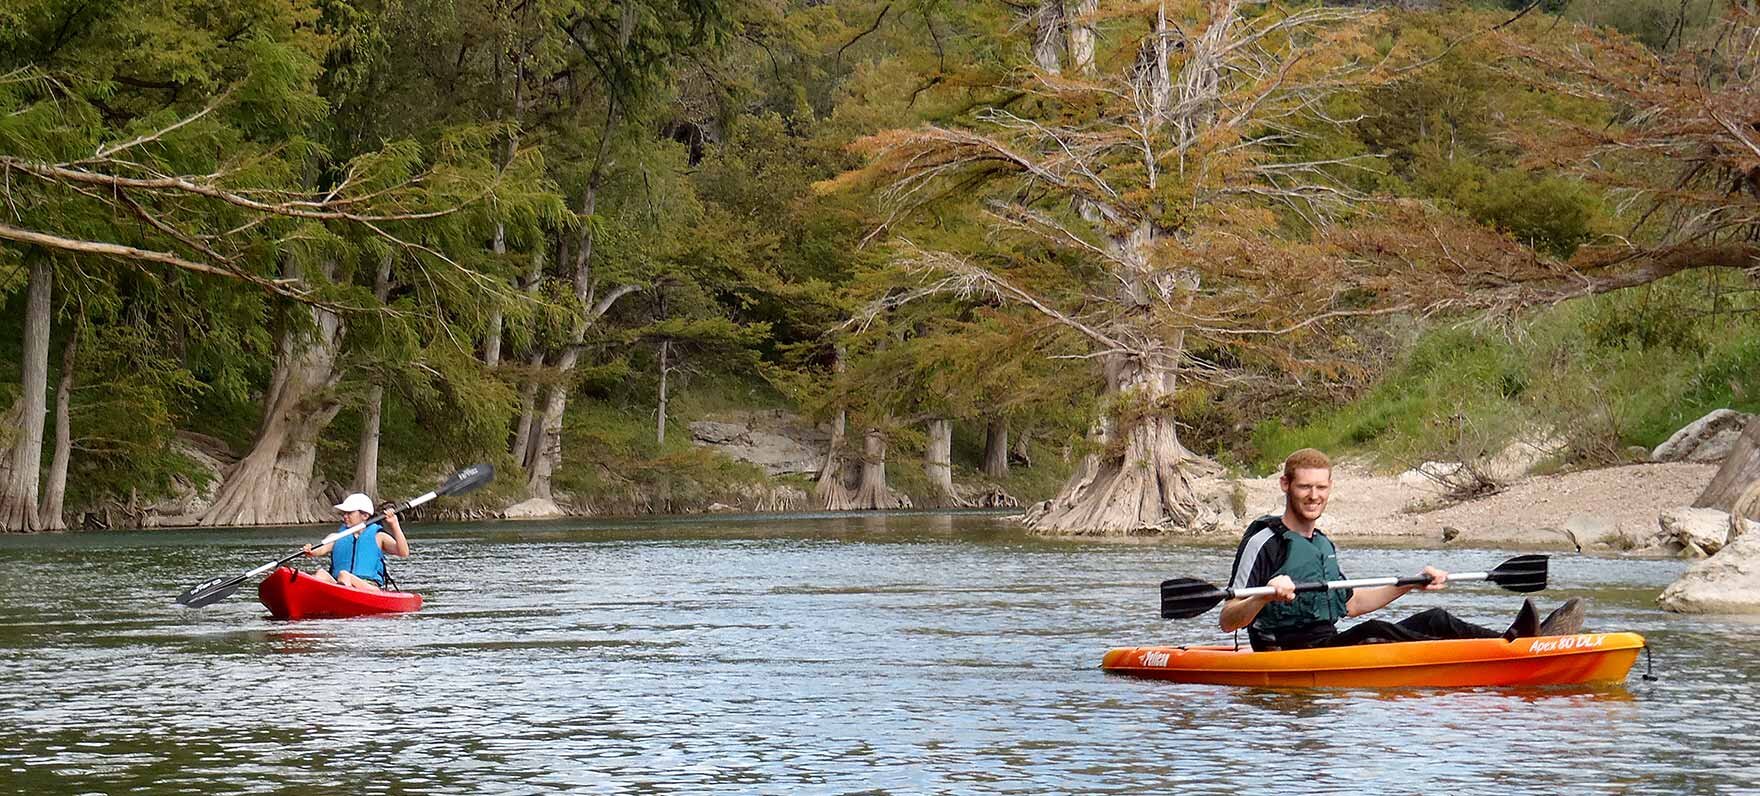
[257,567,423,620]
[1101,632,1645,687]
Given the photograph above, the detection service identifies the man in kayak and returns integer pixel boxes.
[301,492,409,592]
[1219,448,1585,651]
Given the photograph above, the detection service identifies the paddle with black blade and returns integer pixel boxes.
[1158,554,1549,620]
[175,464,495,608]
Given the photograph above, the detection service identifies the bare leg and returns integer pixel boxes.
[337,571,383,592]
[310,570,338,584]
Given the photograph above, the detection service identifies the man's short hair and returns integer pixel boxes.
[1282,448,1331,477]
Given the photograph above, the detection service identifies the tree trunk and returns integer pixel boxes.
[854,428,911,510]
[0,259,51,532]
[509,247,547,464]
[354,252,393,497]
[923,417,967,508]
[983,417,1009,479]
[656,339,670,446]
[199,261,346,526]
[354,384,383,497]
[1033,0,1064,73]
[1066,0,1096,75]
[526,89,640,499]
[1022,355,1198,535]
[484,50,525,370]
[39,324,77,531]
[526,380,567,500]
[815,346,860,510]
[511,352,544,466]
[814,406,860,510]
[1695,417,1760,519]
[1011,425,1033,468]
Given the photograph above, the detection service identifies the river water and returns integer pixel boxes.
[1,511,1755,794]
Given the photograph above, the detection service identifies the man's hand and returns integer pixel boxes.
[302,544,315,558]
[1266,574,1297,602]
[1418,565,1449,591]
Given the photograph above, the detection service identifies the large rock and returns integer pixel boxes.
[1644,506,1758,558]
[1653,409,1753,463]
[502,497,564,519]
[1190,476,1250,533]
[688,410,829,476]
[1657,527,1760,614]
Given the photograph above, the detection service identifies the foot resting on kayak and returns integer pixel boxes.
[301,493,409,592]
[1539,597,1587,636]
[1501,598,1541,641]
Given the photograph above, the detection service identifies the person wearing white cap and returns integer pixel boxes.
[301,492,409,591]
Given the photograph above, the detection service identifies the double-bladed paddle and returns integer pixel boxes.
[1158,554,1549,620]
[175,463,495,608]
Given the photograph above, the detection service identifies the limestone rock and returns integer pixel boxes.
[502,497,564,519]
[1657,528,1760,614]
[688,410,829,476]
[1190,476,1248,531]
[1652,409,1753,463]
[1483,434,1566,482]
[1646,506,1760,558]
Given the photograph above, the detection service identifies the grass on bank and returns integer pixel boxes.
[1250,272,1760,474]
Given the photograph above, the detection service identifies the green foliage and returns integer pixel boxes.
[1251,271,1760,473]
[1565,0,1727,51]
[1410,157,1603,258]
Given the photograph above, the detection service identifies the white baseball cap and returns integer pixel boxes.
[334,493,375,513]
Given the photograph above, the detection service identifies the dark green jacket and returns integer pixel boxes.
[1228,515,1350,649]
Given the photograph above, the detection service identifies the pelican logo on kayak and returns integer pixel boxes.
[1529,634,1607,653]
[1138,650,1171,667]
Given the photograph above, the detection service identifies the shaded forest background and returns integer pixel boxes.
[2,0,1757,532]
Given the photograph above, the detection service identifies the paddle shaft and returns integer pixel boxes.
[1223,570,1497,600]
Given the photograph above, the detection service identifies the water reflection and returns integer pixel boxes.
[0,514,1750,795]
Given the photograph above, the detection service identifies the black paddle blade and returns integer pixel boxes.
[1487,554,1549,593]
[1160,577,1230,620]
[436,463,494,497]
[176,574,248,608]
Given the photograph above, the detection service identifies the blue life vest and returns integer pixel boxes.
[330,521,387,586]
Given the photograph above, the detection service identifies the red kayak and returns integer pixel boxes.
[257,567,423,619]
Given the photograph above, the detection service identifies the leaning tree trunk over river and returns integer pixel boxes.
[923,417,967,508]
[200,261,346,526]
[1696,418,1760,520]
[0,258,52,531]
[39,326,78,531]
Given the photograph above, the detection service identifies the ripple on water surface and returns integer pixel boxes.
[0,515,1753,794]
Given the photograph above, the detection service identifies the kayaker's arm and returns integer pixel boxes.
[379,509,410,558]
[1346,566,1448,617]
[1219,574,1296,632]
[303,542,334,558]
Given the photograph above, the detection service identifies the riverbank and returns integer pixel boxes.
[1221,461,1718,550]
